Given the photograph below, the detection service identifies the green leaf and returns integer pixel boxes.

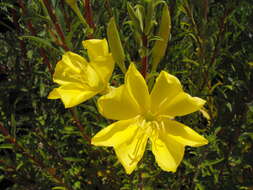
[63,157,84,162]
[18,36,62,54]
[151,4,171,71]
[107,17,126,73]
[52,187,66,190]
[0,144,14,149]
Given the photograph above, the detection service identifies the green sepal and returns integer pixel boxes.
[107,17,126,73]
[151,4,171,72]
[144,0,154,35]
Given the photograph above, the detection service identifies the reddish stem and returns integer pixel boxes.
[83,0,95,39]
[70,109,91,144]
[60,0,71,32]
[84,0,95,29]
[141,35,148,79]
[18,0,91,144]
[17,0,54,76]
[0,124,73,190]
[105,0,113,17]
[42,0,69,51]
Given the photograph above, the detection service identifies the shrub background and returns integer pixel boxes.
[0,0,253,189]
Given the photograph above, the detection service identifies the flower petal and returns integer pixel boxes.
[82,39,109,62]
[52,84,97,108]
[82,39,114,87]
[162,119,208,147]
[98,85,140,120]
[53,52,88,85]
[160,92,206,117]
[114,128,148,174]
[53,51,105,89]
[89,55,114,85]
[125,64,150,112]
[91,118,139,147]
[150,71,183,114]
[48,88,61,99]
[150,130,184,172]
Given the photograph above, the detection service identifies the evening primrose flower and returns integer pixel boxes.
[92,64,208,174]
[48,39,114,108]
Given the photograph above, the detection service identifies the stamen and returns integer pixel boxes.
[128,127,146,165]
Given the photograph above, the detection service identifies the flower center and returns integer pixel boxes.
[144,111,157,122]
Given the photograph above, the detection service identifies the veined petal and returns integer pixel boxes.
[91,118,139,147]
[98,85,140,120]
[85,64,104,90]
[53,52,88,85]
[150,71,183,114]
[53,84,97,108]
[150,130,184,172]
[114,127,148,174]
[162,119,208,147]
[160,92,206,117]
[125,64,150,112]
[82,39,109,62]
[89,55,114,84]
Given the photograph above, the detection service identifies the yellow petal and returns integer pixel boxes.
[89,55,114,84]
[150,130,184,172]
[114,127,148,174]
[98,85,140,120]
[91,118,139,147]
[150,71,183,114]
[82,39,114,86]
[82,39,109,62]
[48,88,61,99]
[54,84,97,108]
[125,63,150,112]
[162,119,208,147]
[53,52,88,85]
[160,92,206,117]
[54,51,105,90]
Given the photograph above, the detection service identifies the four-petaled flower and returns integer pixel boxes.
[92,64,208,174]
[48,39,114,108]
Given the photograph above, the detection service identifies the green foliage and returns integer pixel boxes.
[0,0,253,189]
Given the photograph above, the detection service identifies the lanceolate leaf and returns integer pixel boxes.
[107,17,126,73]
[151,4,171,71]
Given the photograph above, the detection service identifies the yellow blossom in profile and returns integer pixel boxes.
[92,64,208,174]
[48,39,114,108]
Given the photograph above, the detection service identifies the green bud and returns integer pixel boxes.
[107,17,126,73]
[144,0,154,35]
[151,4,171,71]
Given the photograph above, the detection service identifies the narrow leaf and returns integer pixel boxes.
[151,4,171,71]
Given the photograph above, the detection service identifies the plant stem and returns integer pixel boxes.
[17,0,54,76]
[60,0,71,32]
[141,35,148,79]
[80,0,94,39]
[105,0,113,18]
[42,0,69,51]
[40,0,92,144]
[138,172,144,190]
[201,7,234,91]
[84,0,95,29]
[0,124,73,190]
[70,108,91,144]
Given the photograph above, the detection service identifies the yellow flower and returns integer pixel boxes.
[92,64,208,174]
[48,39,114,108]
